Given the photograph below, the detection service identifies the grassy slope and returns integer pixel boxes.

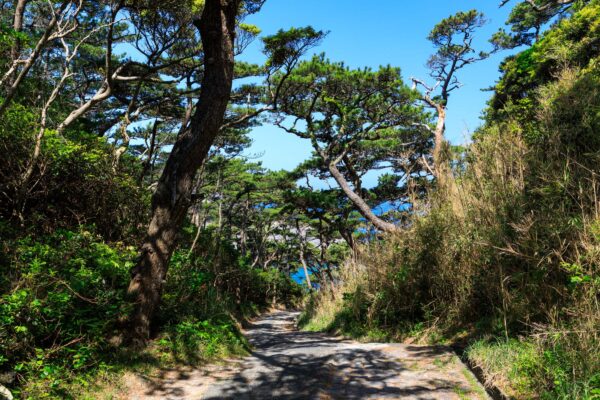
[300,3,600,398]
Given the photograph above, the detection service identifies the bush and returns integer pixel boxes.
[161,226,303,327]
[0,224,302,398]
[0,103,146,240]
[156,317,248,364]
[468,337,600,400]
[467,339,541,398]
[0,228,135,398]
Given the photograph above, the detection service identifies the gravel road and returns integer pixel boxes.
[128,310,489,399]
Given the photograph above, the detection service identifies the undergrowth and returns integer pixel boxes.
[300,7,600,398]
[0,227,300,399]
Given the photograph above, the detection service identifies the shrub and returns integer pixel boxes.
[0,224,301,398]
[0,228,135,398]
[0,103,146,240]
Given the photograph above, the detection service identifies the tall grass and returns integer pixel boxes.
[300,63,600,398]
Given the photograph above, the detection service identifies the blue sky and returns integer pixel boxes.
[238,0,518,179]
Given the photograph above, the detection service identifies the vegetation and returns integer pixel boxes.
[300,1,600,399]
[1,0,599,398]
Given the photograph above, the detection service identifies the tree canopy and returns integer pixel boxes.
[1,0,599,398]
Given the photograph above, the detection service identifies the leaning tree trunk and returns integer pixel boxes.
[127,0,239,346]
[327,162,398,233]
[295,219,313,290]
[299,246,312,290]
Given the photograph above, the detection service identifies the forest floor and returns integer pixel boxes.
[125,311,490,399]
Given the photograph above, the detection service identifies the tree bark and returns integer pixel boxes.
[295,219,313,290]
[299,245,312,290]
[432,104,446,175]
[127,0,239,346]
[327,162,398,233]
[432,104,454,185]
[9,0,28,84]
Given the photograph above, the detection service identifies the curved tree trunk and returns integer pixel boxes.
[127,0,240,346]
[327,162,398,233]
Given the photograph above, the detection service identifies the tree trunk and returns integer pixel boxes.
[327,162,398,233]
[3,0,26,87]
[17,51,71,220]
[9,0,28,85]
[338,227,353,251]
[127,0,239,346]
[431,104,463,216]
[299,245,312,290]
[188,207,205,257]
[432,105,453,186]
[432,105,446,173]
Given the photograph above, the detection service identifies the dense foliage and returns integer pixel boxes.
[2,0,600,398]
[0,224,301,397]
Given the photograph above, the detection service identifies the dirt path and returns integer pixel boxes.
[127,311,489,399]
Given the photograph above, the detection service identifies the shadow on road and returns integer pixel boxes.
[199,311,475,400]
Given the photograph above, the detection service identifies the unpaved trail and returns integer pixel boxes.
[127,311,489,399]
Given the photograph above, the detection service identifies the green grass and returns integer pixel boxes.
[465,337,600,399]
[466,338,541,399]
[13,317,250,399]
[460,367,488,400]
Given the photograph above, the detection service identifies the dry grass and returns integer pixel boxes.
[301,65,600,397]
